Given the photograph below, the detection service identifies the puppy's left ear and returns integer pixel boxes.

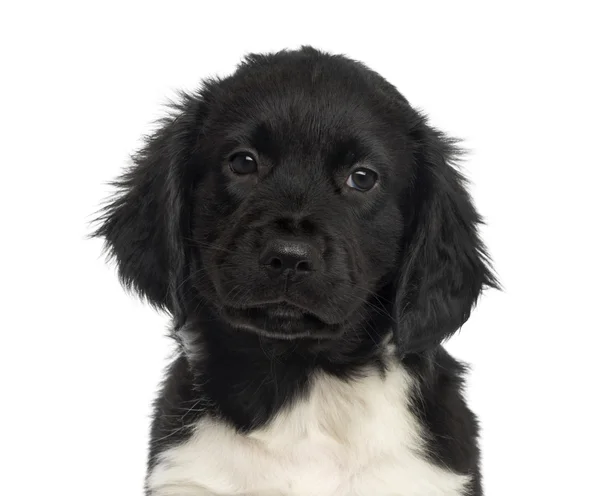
[93,94,206,324]
[393,115,499,354]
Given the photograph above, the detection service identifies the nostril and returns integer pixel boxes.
[296,260,311,272]
[270,257,283,270]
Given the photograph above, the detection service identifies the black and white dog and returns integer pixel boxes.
[95,47,497,496]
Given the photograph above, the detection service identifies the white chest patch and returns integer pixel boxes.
[147,360,469,496]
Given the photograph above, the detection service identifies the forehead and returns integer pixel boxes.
[206,72,399,168]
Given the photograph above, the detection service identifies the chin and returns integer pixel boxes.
[94,46,498,496]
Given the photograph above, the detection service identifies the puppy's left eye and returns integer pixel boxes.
[229,152,258,174]
[345,168,378,191]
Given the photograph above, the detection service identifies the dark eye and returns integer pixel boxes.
[229,152,258,174]
[345,168,378,191]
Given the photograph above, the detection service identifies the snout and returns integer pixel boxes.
[209,212,366,339]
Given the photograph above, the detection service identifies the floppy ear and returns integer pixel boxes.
[93,93,206,324]
[393,115,499,354]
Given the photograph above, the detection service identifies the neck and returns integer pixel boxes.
[177,312,392,431]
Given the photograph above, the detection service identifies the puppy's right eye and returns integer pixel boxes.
[229,152,258,174]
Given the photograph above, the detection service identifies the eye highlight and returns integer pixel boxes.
[345,168,378,192]
[229,152,258,175]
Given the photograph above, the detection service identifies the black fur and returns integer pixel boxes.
[94,46,497,495]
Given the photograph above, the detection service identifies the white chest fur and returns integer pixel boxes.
[147,361,469,496]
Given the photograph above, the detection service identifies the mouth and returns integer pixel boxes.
[221,301,341,340]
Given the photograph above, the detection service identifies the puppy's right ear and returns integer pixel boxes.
[92,93,207,321]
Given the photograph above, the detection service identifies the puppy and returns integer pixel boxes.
[95,46,497,496]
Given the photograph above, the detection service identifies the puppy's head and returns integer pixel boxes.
[94,47,497,352]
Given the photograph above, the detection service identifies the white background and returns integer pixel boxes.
[1,1,598,495]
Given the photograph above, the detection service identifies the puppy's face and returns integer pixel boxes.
[192,75,410,339]
[96,48,497,351]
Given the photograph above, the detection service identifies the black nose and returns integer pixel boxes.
[259,239,320,278]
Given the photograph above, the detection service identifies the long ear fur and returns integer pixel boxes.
[394,115,499,354]
[92,93,206,324]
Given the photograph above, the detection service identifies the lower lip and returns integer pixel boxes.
[244,304,309,323]
[222,303,338,339]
